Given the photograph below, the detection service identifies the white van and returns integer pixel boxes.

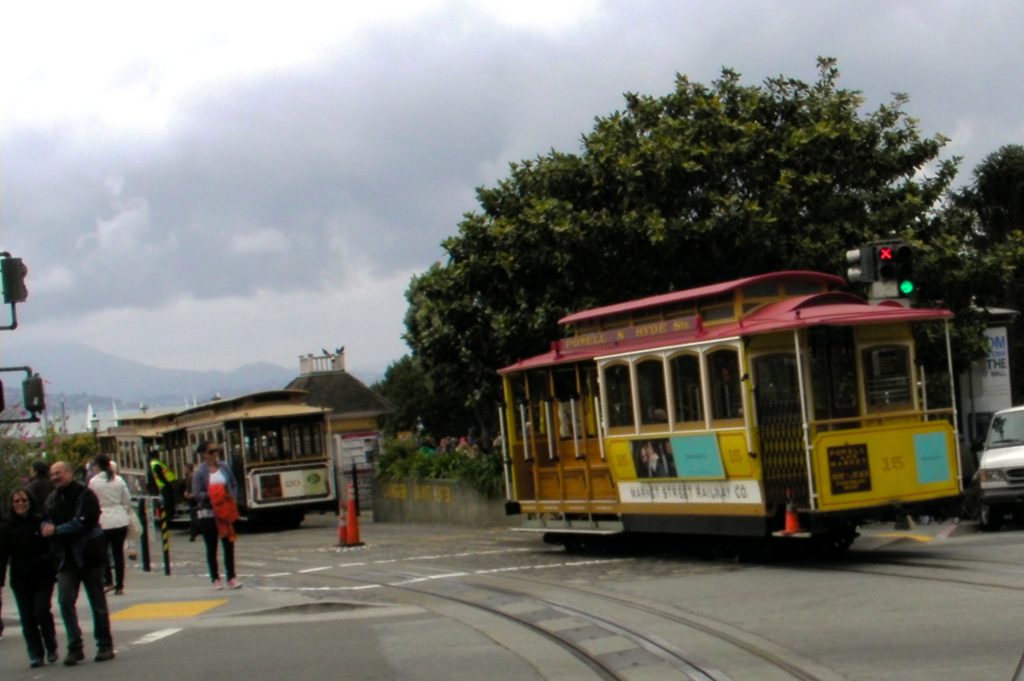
[976,405,1024,530]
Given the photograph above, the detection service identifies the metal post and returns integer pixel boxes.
[793,329,817,509]
[497,403,512,500]
[519,403,531,460]
[594,396,606,461]
[544,400,556,460]
[350,461,360,515]
[570,397,581,460]
[157,497,170,576]
[139,498,151,573]
[945,319,963,492]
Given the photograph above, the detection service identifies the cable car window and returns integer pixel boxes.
[669,353,703,424]
[752,353,800,424]
[809,326,859,423]
[603,363,634,428]
[708,348,742,420]
[553,365,582,439]
[636,358,668,426]
[862,345,912,410]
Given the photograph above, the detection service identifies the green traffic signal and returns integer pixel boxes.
[898,279,915,296]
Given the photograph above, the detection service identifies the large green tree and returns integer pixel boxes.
[404,58,961,438]
[936,145,1024,401]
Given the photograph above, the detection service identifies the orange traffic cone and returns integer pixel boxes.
[337,502,348,546]
[344,482,363,546]
[783,498,801,534]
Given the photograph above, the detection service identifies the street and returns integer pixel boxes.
[2,514,1023,681]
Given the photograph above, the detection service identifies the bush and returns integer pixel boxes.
[375,437,503,498]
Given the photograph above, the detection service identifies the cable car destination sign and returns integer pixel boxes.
[558,314,702,352]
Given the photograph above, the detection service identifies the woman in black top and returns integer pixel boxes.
[0,487,59,667]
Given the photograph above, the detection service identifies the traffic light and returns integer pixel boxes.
[894,243,914,297]
[23,373,44,414]
[875,243,898,281]
[874,241,915,296]
[845,247,874,283]
[1,256,28,304]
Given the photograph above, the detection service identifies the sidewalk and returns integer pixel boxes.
[0,554,313,664]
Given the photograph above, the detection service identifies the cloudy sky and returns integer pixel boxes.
[2,0,1021,378]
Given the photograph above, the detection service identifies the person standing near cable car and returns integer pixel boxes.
[88,455,131,595]
[192,440,242,590]
[147,447,177,521]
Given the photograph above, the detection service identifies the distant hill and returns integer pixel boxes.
[2,341,299,408]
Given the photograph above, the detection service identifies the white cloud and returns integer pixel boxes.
[28,265,76,294]
[76,192,152,255]
[229,228,290,255]
[4,0,1024,377]
[13,262,415,374]
[487,0,603,32]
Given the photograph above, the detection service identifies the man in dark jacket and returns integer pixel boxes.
[41,461,115,665]
[26,460,54,506]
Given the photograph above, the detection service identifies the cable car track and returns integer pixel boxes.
[250,559,838,681]
[334,570,725,681]
[476,572,836,681]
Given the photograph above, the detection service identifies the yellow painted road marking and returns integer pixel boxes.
[112,599,228,621]
[875,532,933,543]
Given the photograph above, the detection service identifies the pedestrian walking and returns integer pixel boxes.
[88,454,132,595]
[41,461,115,665]
[0,488,59,667]
[192,440,242,590]
[25,459,54,507]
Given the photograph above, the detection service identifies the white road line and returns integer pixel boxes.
[258,557,629,591]
[298,566,332,573]
[265,572,292,577]
[400,548,535,562]
[337,562,367,567]
[132,629,182,646]
[265,584,381,592]
[474,558,627,574]
[394,572,468,585]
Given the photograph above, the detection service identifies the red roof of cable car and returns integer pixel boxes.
[559,270,845,325]
[499,275,952,374]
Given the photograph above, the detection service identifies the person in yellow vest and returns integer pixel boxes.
[147,449,177,521]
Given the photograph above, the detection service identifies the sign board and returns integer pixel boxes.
[827,443,872,494]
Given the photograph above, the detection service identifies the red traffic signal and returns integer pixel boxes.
[876,244,896,281]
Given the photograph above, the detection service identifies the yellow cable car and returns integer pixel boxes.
[497,271,961,552]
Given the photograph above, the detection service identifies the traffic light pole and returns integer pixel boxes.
[0,252,28,330]
[0,365,44,423]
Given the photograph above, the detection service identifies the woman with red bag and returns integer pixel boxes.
[192,441,241,590]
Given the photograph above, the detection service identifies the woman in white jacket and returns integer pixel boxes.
[88,455,132,595]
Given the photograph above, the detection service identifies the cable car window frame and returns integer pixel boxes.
[668,351,704,429]
[636,356,669,429]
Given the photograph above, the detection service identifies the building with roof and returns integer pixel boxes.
[286,349,392,487]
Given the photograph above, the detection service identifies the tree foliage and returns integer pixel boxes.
[374,436,503,498]
[404,58,963,436]
[933,144,1024,400]
[0,420,99,512]
[372,354,482,438]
